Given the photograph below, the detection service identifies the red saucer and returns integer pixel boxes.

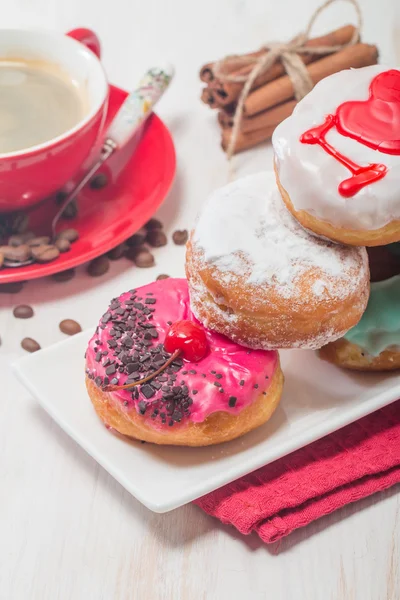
[0,84,176,284]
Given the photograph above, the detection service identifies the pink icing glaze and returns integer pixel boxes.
[86,278,278,430]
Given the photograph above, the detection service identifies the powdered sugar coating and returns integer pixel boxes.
[188,266,343,350]
[193,172,368,302]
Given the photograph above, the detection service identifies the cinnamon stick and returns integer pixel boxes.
[200,63,215,83]
[201,87,219,108]
[199,49,265,83]
[218,99,297,132]
[221,125,275,154]
[244,42,378,116]
[212,24,358,106]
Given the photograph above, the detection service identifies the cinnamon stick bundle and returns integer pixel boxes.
[209,24,358,106]
[244,42,378,116]
[199,19,379,156]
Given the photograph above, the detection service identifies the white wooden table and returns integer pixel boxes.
[1,1,400,598]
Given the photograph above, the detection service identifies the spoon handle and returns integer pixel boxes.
[107,64,174,148]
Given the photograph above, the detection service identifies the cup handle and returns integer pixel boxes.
[66,28,101,59]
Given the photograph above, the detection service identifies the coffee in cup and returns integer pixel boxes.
[0,58,88,153]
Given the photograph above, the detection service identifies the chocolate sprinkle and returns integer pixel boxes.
[140,384,156,399]
[138,401,147,414]
[239,379,245,386]
[228,396,237,407]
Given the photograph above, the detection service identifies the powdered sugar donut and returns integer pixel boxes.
[186,172,369,350]
[85,278,283,446]
[273,66,400,246]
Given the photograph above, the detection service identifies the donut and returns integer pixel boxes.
[272,66,400,246]
[85,278,283,446]
[319,275,400,371]
[186,172,369,350]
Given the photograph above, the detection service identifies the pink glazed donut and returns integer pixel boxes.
[85,278,283,446]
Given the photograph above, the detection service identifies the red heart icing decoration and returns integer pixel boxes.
[335,69,400,155]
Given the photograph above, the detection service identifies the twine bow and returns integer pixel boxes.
[213,0,362,162]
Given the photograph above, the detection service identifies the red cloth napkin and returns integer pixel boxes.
[195,400,400,543]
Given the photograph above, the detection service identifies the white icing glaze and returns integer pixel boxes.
[272,65,400,230]
[192,171,368,302]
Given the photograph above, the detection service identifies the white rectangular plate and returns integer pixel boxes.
[13,330,400,513]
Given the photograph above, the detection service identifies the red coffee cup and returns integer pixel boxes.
[0,28,108,212]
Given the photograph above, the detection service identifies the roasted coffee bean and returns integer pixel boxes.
[56,228,79,243]
[11,213,29,234]
[107,244,126,260]
[55,238,71,253]
[31,244,60,263]
[61,199,78,220]
[21,337,40,353]
[126,228,146,247]
[90,172,108,189]
[59,319,82,335]
[172,229,189,245]
[145,218,163,230]
[8,232,35,247]
[146,229,167,248]
[28,236,51,247]
[13,304,34,319]
[156,274,170,280]
[51,268,76,282]
[127,247,155,268]
[0,281,24,293]
[0,213,29,239]
[8,236,23,247]
[125,245,143,261]
[0,245,32,262]
[87,255,110,277]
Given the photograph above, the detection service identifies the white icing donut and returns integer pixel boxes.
[272,65,400,231]
[187,172,369,350]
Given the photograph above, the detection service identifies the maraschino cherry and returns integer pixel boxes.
[164,320,208,362]
[103,320,209,391]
